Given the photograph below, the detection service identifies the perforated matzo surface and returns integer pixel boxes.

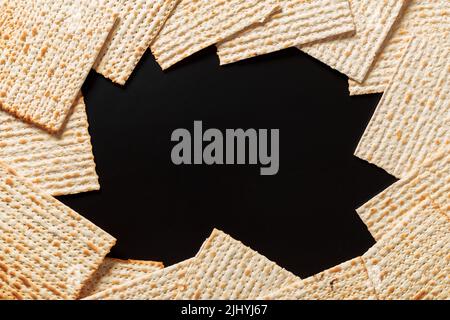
[150,0,280,70]
[355,36,449,178]
[0,95,99,196]
[0,163,116,299]
[349,0,450,95]
[84,258,193,300]
[94,0,179,84]
[300,0,407,82]
[362,203,449,299]
[263,257,377,300]
[357,150,449,241]
[217,0,355,65]
[175,229,300,300]
[79,258,163,298]
[0,0,116,132]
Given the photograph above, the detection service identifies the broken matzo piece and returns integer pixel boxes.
[0,0,116,132]
[357,150,449,241]
[84,258,193,300]
[93,0,179,85]
[150,0,280,70]
[354,36,450,178]
[0,163,116,299]
[0,95,99,197]
[299,0,408,82]
[79,258,164,298]
[175,229,300,300]
[349,0,450,95]
[263,257,377,300]
[217,0,356,65]
[362,203,449,299]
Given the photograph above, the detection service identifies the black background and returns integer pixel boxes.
[60,47,396,279]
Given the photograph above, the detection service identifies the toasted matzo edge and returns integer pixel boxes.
[0,95,100,196]
[0,0,116,132]
[299,0,408,82]
[354,35,449,178]
[262,257,377,300]
[83,258,193,300]
[151,0,280,70]
[356,150,449,241]
[362,202,449,299]
[94,0,179,84]
[348,0,450,95]
[175,229,300,300]
[217,0,355,65]
[0,162,116,299]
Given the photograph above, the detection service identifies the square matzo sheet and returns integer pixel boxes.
[355,36,449,178]
[0,95,99,196]
[357,150,449,241]
[0,162,116,299]
[150,0,280,70]
[349,0,450,95]
[175,229,300,300]
[93,0,179,84]
[299,0,408,82]
[0,0,116,132]
[217,0,356,65]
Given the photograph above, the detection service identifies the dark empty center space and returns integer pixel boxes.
[59,47,396,279]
